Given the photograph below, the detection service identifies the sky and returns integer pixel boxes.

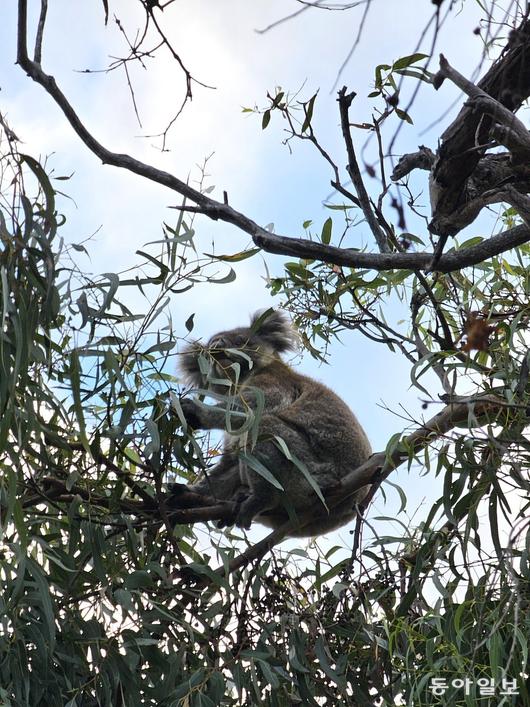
[0,0,520,546]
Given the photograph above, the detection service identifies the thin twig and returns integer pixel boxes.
[337,87,390,252]
[34,0,47,64]
[331,0,372,91]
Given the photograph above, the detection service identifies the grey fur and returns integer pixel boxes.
[175,309,371,537]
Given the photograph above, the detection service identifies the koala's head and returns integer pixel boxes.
[180,309,298,388]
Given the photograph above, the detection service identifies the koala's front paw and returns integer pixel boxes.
[178,398,203,429]
[166,482,209,510]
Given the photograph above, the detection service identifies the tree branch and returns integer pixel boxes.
[16,1,530,275]
[437,55,530,159]
[174,203,530,273]
[34,0,47,64]
[391,145,435,181]
[334,394,505,502]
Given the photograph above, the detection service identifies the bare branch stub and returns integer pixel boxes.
[391,145,435,181]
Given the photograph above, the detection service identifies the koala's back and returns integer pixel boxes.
[244,359,371,463]
[239,359,372,535]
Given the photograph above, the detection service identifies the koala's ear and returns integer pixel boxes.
[250,309,298,353]
[179,340,206,387]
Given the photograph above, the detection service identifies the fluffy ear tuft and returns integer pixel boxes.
[250,309,298,354]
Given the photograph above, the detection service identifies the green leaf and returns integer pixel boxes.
[185,313,195,332]
[69,350,88,447]
[374,63,391,88]
[302,93,317,133]
[143,339,176,355]
[324,203,356,211]
[314,559,348,589]
[240,451,284,490]
[135,250,169,282]
[97,272,119,316]
[144,419,160,456]
[274,435,327,508]
[321,217,332,245]
[395,67,432,83]
[395,107,413,124]
[172,669,207,701]
[257,659,280,689]
[458,236,484,249]
[208,268,236,284]
[271,91,285,108]
[204,248,260,262]
[314,636,342,684]
[392,52,428,70]
[383,478,407,514]
[27,558,56,650]
[20,153,56,226]
[250,307,275,334]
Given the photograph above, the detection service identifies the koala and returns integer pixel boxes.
[174,309,371,537]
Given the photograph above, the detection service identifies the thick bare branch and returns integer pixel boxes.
[16,1,530,275]
[172,203,530,272]
[430,186,530,256]
[470,99,530,160]
[437,55,530,159]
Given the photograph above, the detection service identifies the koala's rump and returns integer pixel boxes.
[240,408,370,530]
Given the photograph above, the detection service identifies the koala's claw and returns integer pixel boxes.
[235,514,253,531]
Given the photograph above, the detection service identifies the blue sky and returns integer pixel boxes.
[0,0,515,543]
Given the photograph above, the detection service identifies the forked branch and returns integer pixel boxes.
[15,0,530,275]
